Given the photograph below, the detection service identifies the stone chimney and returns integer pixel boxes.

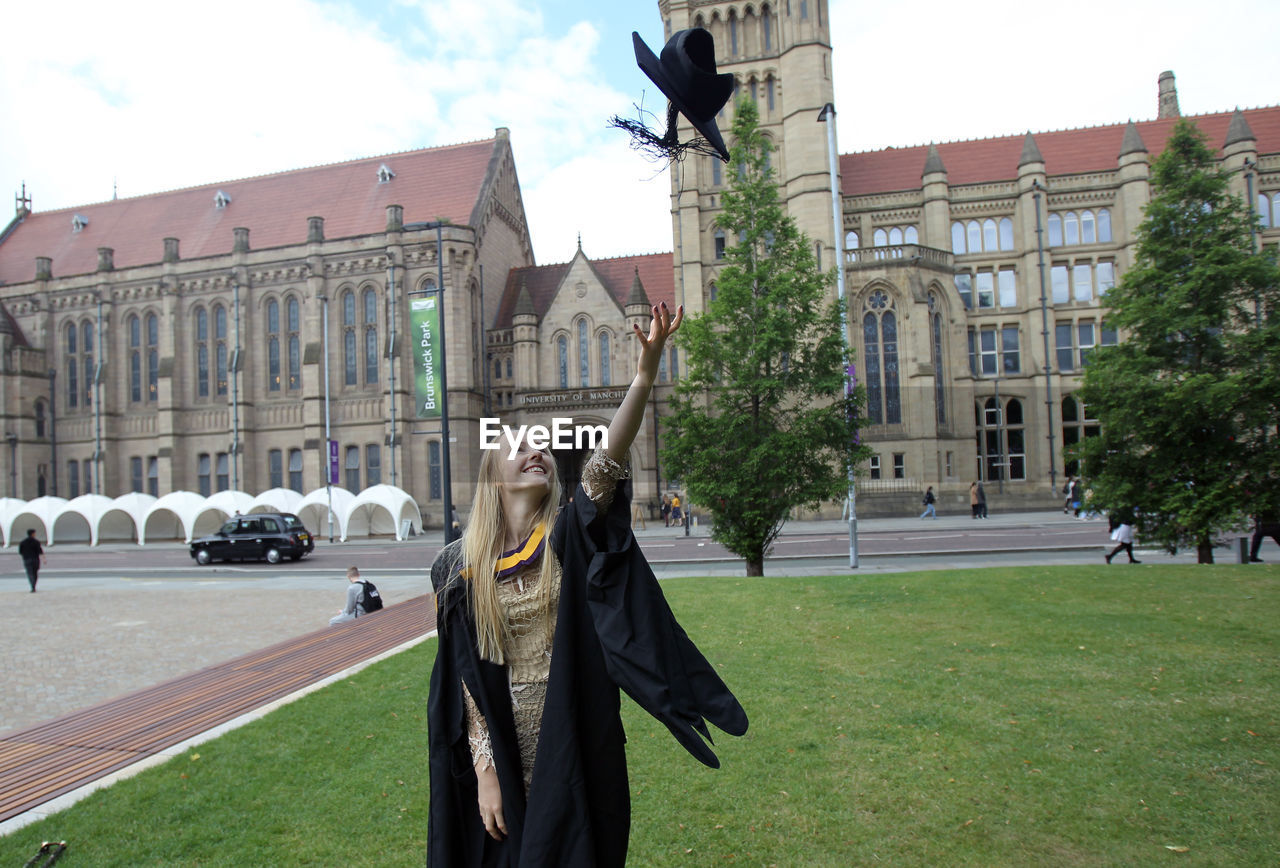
[233,227,250,253]
[97,247,114,272]
[308,216,325,243]
[386,204,403,233]
[1158,71,1180,119]
[35,257,52,280]
[163,237,180,263]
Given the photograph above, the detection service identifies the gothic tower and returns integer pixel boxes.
[657,0,838,315]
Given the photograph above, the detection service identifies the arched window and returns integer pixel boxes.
[345,445,361,491]
[1064,212,1080,246]
[1081,210,1096,244]
[1260,194,1273,228]
[929,293,946,426]
[342,290,357,386]
[599,331,611,387]
[195,307,209,398]
[288,448,303,492]
[428,441,442,499]
[846,230,859,250]
[1061,394,1100,476]
[557,336,568,389]
[578,319,589,387]
[861,289,901,425]
[998,217,1014,250]
[982,219,998,251]
[197,453,211,496]
[82,321,94,408]
[267,300,281,391]
[762,5,773,51]
[146,313,159,401]
[214,305,228,396]
[128,314,142,403]
[34,400,46,438]
[287,297,301,390]
[888,227,902,245]
[1098,208,1112,242]
[363,288,379,385]
[714,229,726,259]
[712,157,722,186]
[1047,213,1063,247]
[65,322,78,409]
[268,449,283,489]
[873,228,888,247]
[966,221,981,253]
[905,226,919,245]
[951,222,966,254]
[68,459,80,498]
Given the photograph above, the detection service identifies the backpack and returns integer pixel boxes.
[359,581,384,613]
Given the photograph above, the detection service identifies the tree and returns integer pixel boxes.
[661,100,872,576]
[1076,119,1280,562]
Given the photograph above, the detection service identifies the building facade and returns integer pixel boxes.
[657,0,1280,515]
[0,132,536,527]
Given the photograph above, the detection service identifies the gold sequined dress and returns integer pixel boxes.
[462,449,629,791]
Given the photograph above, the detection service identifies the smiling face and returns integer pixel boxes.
[497,441,556,498]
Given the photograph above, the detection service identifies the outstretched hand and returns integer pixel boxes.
[633,301,684,383]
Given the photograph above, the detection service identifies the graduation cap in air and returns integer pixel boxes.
[616,27,735,163]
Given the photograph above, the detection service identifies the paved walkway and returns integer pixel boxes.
[0,595,434,834]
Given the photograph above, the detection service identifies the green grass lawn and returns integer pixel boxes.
[2,565,1277,866]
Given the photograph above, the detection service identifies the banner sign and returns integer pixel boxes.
[329,439,339,484]
[411,297,442,419]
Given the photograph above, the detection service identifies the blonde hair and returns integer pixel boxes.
[460,446,561,663]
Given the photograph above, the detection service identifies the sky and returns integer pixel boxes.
[2,0,1277,266]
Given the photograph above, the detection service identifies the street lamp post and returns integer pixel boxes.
[818,102,859,568]
[319,291,335,543]
[428,222,457,544]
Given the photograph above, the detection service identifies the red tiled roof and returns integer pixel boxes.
[493,251,674,329]
[841,106,1280,197]
[0,139,499,286]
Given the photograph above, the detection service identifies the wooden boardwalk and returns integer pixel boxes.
[0,594,436,825]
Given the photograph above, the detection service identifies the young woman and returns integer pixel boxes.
[427,302,747,868]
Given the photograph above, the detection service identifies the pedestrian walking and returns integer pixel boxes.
[1105,512,1140,563]
[969,482,981,519]
[1062,476,1074,514]
[1249,509,1280,562]
[661,494,671,527]
[1070,478,1083,518]
[919,486,937,519]
[670,492,683,526]
[18,529,46,593]
[977,482,988,518]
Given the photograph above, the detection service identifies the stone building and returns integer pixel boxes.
[0,132,535,526]
[3,0,1279,525]
[656,0,1280,515]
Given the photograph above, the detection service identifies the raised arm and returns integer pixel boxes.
[605,302,683,465]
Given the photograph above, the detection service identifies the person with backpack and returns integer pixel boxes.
[330,565,382,624]
[919,486,937,519]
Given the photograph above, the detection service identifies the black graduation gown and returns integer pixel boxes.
[427,481,748,868]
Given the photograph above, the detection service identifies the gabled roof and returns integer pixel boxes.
[493,251,674,330]
[840,106,1280,197]
[0,137,500,286]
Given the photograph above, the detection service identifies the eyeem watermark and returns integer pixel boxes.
[480,417,608,459]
